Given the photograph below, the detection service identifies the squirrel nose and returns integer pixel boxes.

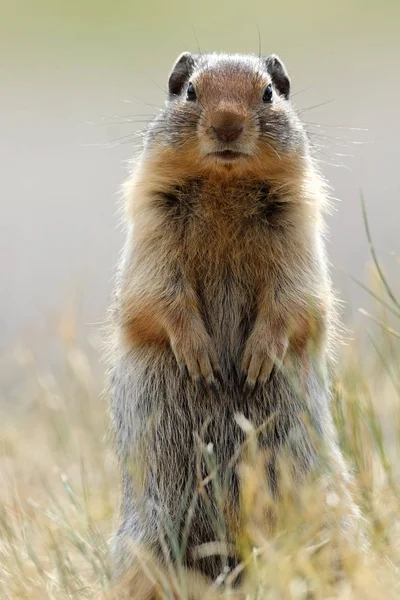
[212,123,244,143]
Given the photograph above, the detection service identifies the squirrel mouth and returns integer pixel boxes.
[210,150,245,162]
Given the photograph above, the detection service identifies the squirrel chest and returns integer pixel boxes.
[154,176,295,271]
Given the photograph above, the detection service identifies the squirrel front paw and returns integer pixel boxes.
[241,325,288,391]
[170,330,222,392]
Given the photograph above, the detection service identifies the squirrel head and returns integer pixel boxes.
[146,53,308,174]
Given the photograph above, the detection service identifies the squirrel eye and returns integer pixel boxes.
[262,84,273,103]
[186,82,197,101]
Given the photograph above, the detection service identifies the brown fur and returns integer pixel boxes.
[109,52,359,593]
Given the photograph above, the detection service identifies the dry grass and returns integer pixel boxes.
[2,265,400,598]
[0,324,117,599]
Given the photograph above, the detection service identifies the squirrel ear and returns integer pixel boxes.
[168,52,196,97]
[264,54,290,99]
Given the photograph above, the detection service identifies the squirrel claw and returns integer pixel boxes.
[239,371,248,390]
[178,363,189,377]
[242,379,256,396]
[214,368,224,388]
[194,376,207,394]
[209,380,220,399]
[194,376,220,399]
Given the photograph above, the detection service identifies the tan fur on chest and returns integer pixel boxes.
[127,147,318,276]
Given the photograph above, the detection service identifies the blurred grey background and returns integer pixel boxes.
[1,0,399,347]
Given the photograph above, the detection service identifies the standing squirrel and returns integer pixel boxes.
[110,52,357,596]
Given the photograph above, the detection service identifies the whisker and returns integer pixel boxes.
[261,136,282,160]
[306,131,353,145]
[290,87,313,98]
[298,99,336,113]
[120,97,162,109]
[257,26,262,59]
[304,120,368,132]
[108,120,154,126]
[304,123,371,148]
[192,27,202,54]
[143,77,168,95]
[315,157,352,171]
[106,130,149,144]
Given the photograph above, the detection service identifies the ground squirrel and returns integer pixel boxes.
[110,52,356,595]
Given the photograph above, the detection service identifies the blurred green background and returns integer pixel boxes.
[1,0,399,347]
